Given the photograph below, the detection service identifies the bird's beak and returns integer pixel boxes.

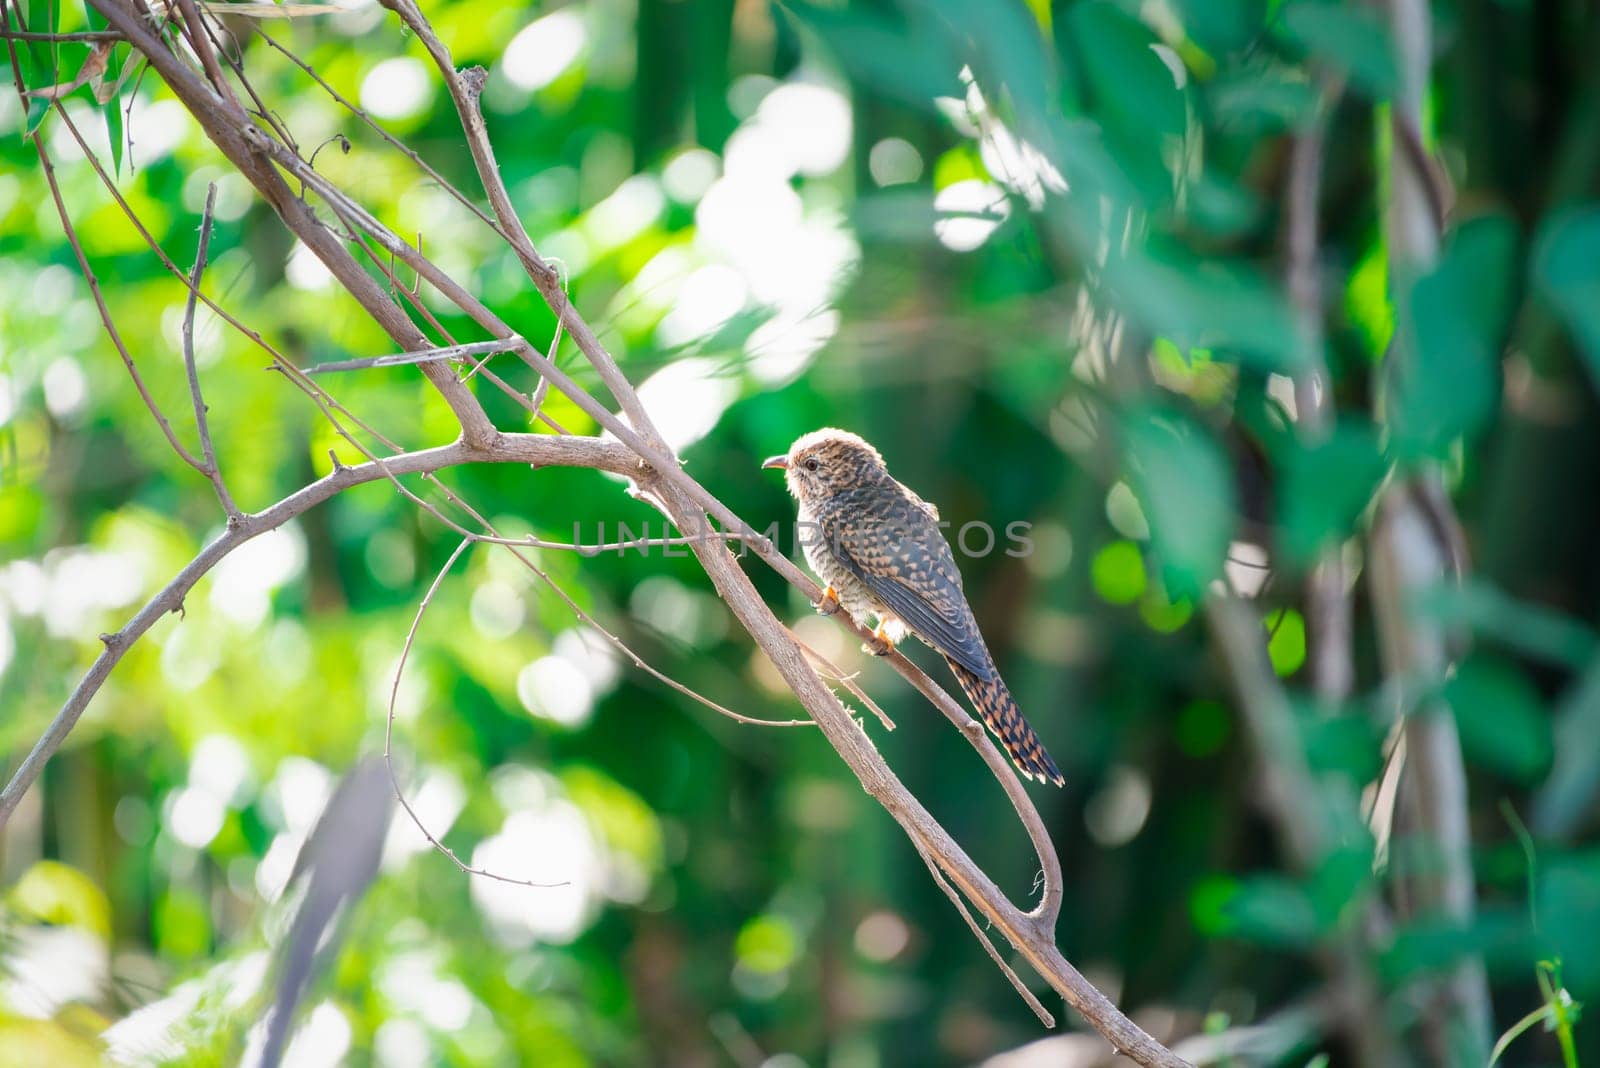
[761,455,789,471]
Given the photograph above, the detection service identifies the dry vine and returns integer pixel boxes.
[0,2,1189,1063]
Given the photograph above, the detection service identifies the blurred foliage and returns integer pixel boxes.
[1,0,1600,1065]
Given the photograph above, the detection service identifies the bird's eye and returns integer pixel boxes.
[803,457,820,472]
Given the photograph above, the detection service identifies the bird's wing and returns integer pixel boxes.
[823,491,991,677]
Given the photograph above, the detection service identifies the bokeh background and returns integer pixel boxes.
[3,0,1600,1064]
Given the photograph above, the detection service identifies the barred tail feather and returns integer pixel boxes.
[946,658,1064,787]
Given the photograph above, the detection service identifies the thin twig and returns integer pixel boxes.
[911,832,1055,1028]
[0,27,123,41]
[1284,77,1353,706]
[255,27,502,236]
[384,537,568,888]
[181,182,241,518]
[790,632,895,732]
[303,339,524,375]
[0,434,639,826]
[15,13,1184,1059]
[22,103,206,470]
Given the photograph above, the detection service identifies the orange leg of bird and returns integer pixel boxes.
[865,622,897,657]
[815,585,841,616]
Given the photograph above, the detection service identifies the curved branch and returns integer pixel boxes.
[0,434,636,826]
[19,11,1184,1062]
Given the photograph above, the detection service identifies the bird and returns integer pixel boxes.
[763,428,1064,786]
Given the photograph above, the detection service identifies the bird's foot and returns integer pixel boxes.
[815,585,841,616]
[863,624,897,657]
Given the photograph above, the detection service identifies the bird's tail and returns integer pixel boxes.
[945,658,1064,787]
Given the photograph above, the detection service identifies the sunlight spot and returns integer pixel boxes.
[165,786,225,849]
[1224,541,1272,598]
[43,546,145,639]
[979,122,1066,210]
[281,1002,352,1068]
[285,241,333,291]
[375,1019,433,1068]
[727,73,777,119]
[159,624,221,692]
[554,627,620,693]
[255,832,302,902]
[190,735,253,807]
[265,757,333,834]
[361,57,433,121]
[854,911,910,962]
[1,927,106,1019]
[123,99,190,165]
[503,9,587,91]
[472,801,600,945]
[755,82,852,178]
[869,137,924,186]
[662,147,721,203]
[469,580,526,640]
[383,769,467,868]
[0,560,46,616]
[933,179,1010,252]
[31,264,75,315]
[210,526,306,629]
[656,264,748,347]
[630,357,739,452]
[1105,482,1151,540]
[630,577,728,649]
[518,656,595,728]
[1084,765,1152,847]
[583,174,665,251]
[1266,372,1300,421]
[746,309,839,387]
[379,951,477,1031]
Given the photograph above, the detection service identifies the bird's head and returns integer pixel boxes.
[762,428,887,504]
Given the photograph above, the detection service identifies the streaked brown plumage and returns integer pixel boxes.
[763,428,1064,786]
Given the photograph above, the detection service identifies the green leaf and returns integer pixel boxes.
[1391,215,1518,458]
[1533,204,1600,392]
[85,4,125,177]
[1266,608,1306,676]
[7,860,112,937]
[1278,421,1387,561]
[1091,540,1147,605]
[1066,1,1186,139]
[1172,0,1268,55]
[1444,655,1553,783]
[1206,67,1319,132]
[1121,409,1236,598]
[1540,857,1600,995]
[104,94,123,176]
[1415,580,1597,670]
[787,3,961,109]
[24,96,51,137]
[1104,247,1303,372]
[1276,0,1397,98]
[1220,875,1321,946]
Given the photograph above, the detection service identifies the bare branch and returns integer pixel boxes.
[0,433,638,827]
[385,537,569,888]
[181,182,240,518]
[304,339,525,376]
[911,833,1055,1028]
[22,102,206,469]
[1284,78,1354,706]
[86,0,499,449]
[377,0,667,450]
[1370,0,1493,1056]
[9,14,1188,1060]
